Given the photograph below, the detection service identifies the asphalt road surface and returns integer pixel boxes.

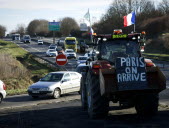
[0,97,169,128]
[0,38,169,128]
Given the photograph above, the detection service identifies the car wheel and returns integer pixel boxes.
[0,94,3,103]
[53,88,61,99]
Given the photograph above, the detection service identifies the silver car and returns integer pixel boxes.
[27,71,82,99]
[0,80,7,103]
[65,49,76,59]
[46,49,58,57]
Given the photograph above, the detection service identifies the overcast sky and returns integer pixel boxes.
[0,0,113,34]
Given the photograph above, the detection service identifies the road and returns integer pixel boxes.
[0,96,169,128]
[4,38,169,102]
[0,38,169,127]
[13,39,80,71]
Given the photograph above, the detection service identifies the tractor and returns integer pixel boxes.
[80,30,166,119]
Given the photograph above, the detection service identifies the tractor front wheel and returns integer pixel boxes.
[86,72,109,119]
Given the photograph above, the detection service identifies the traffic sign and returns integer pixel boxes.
[48,22,60,31]
[56,54,68,66]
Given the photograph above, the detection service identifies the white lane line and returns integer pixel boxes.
[22,43,41,52]
[16,43,29,52]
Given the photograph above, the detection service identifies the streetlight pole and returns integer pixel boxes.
[53,20,56,44]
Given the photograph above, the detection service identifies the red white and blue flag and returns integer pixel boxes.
[123,12,135,27]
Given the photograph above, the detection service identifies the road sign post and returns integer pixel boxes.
[56,54,68,66]
[48,21,60,44]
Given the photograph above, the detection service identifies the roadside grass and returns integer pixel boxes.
[6,89,27,96]
[143,53,169,61]
[0,40,56,95]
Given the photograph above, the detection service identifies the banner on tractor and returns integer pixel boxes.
[115,57,147,90]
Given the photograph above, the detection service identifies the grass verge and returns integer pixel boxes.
[0,40,57,95]
[143,53,169,61]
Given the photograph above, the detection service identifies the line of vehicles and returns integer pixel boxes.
[3,29,166,120]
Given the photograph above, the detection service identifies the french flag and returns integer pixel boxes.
[123,12,135,27]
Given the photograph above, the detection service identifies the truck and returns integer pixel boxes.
[80,30,166,119]
[64,37,78,52]
[22,35,31,43]
[12,34,20,41]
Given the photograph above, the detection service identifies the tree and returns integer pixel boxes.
[158,0,169,15]
[15,24,26,36]
[27,19,49,36]
[0,25,6,38]
[93,0,161,34]
[60,17,79,36]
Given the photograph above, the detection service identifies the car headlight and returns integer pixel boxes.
[40,87,49,91]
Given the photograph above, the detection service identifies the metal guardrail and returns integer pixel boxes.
[30,53,67,71]
[143,54,169,69]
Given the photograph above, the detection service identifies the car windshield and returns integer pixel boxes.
[40,73,63,82]
[66,40,76,45]
[49,46,55,49]
[66,50,74,52]
[49,50,56,52]
[100,40,140,63]
[24,36,30,39]
[78,57,87,60]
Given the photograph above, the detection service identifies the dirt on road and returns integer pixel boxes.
[0,99,169,128]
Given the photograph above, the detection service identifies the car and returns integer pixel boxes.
[49,45,57,51]
[58,37,65,46]
[38,40,43,45]
[75,64,89,74]
[27,71,82,98]
[0,80,6,103]
[76,56,88,65]
[84,51,96,58]
[46,49,58,57]
[65,49,76,59]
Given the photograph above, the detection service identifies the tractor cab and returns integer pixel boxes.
[92,29,146,64]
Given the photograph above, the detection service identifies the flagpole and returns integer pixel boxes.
[88,8,93,43]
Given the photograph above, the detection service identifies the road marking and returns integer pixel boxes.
[22,43,41,52]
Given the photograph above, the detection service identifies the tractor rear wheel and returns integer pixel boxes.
[81,76,87,110]
[86,72,109,119]
[135,93,159,116]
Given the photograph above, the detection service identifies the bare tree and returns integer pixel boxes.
[93,0,162,34]
[60,17,79,36]
[0,25,6,38]
[158,0,169,15]
[15,24,26,36]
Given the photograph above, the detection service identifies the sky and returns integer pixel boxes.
[0,0,113,34]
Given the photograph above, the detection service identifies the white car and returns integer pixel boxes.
[84,51,96,58]
[27,71,82,98]
[38,40,43,45]
[65,49,76,59]
[0,80,6,103]
[46,49,58,57]
[77,56,88,65]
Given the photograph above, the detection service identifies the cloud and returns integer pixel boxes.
[0,0,112,10]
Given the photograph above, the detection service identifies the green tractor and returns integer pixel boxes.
[80,30,166,119]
